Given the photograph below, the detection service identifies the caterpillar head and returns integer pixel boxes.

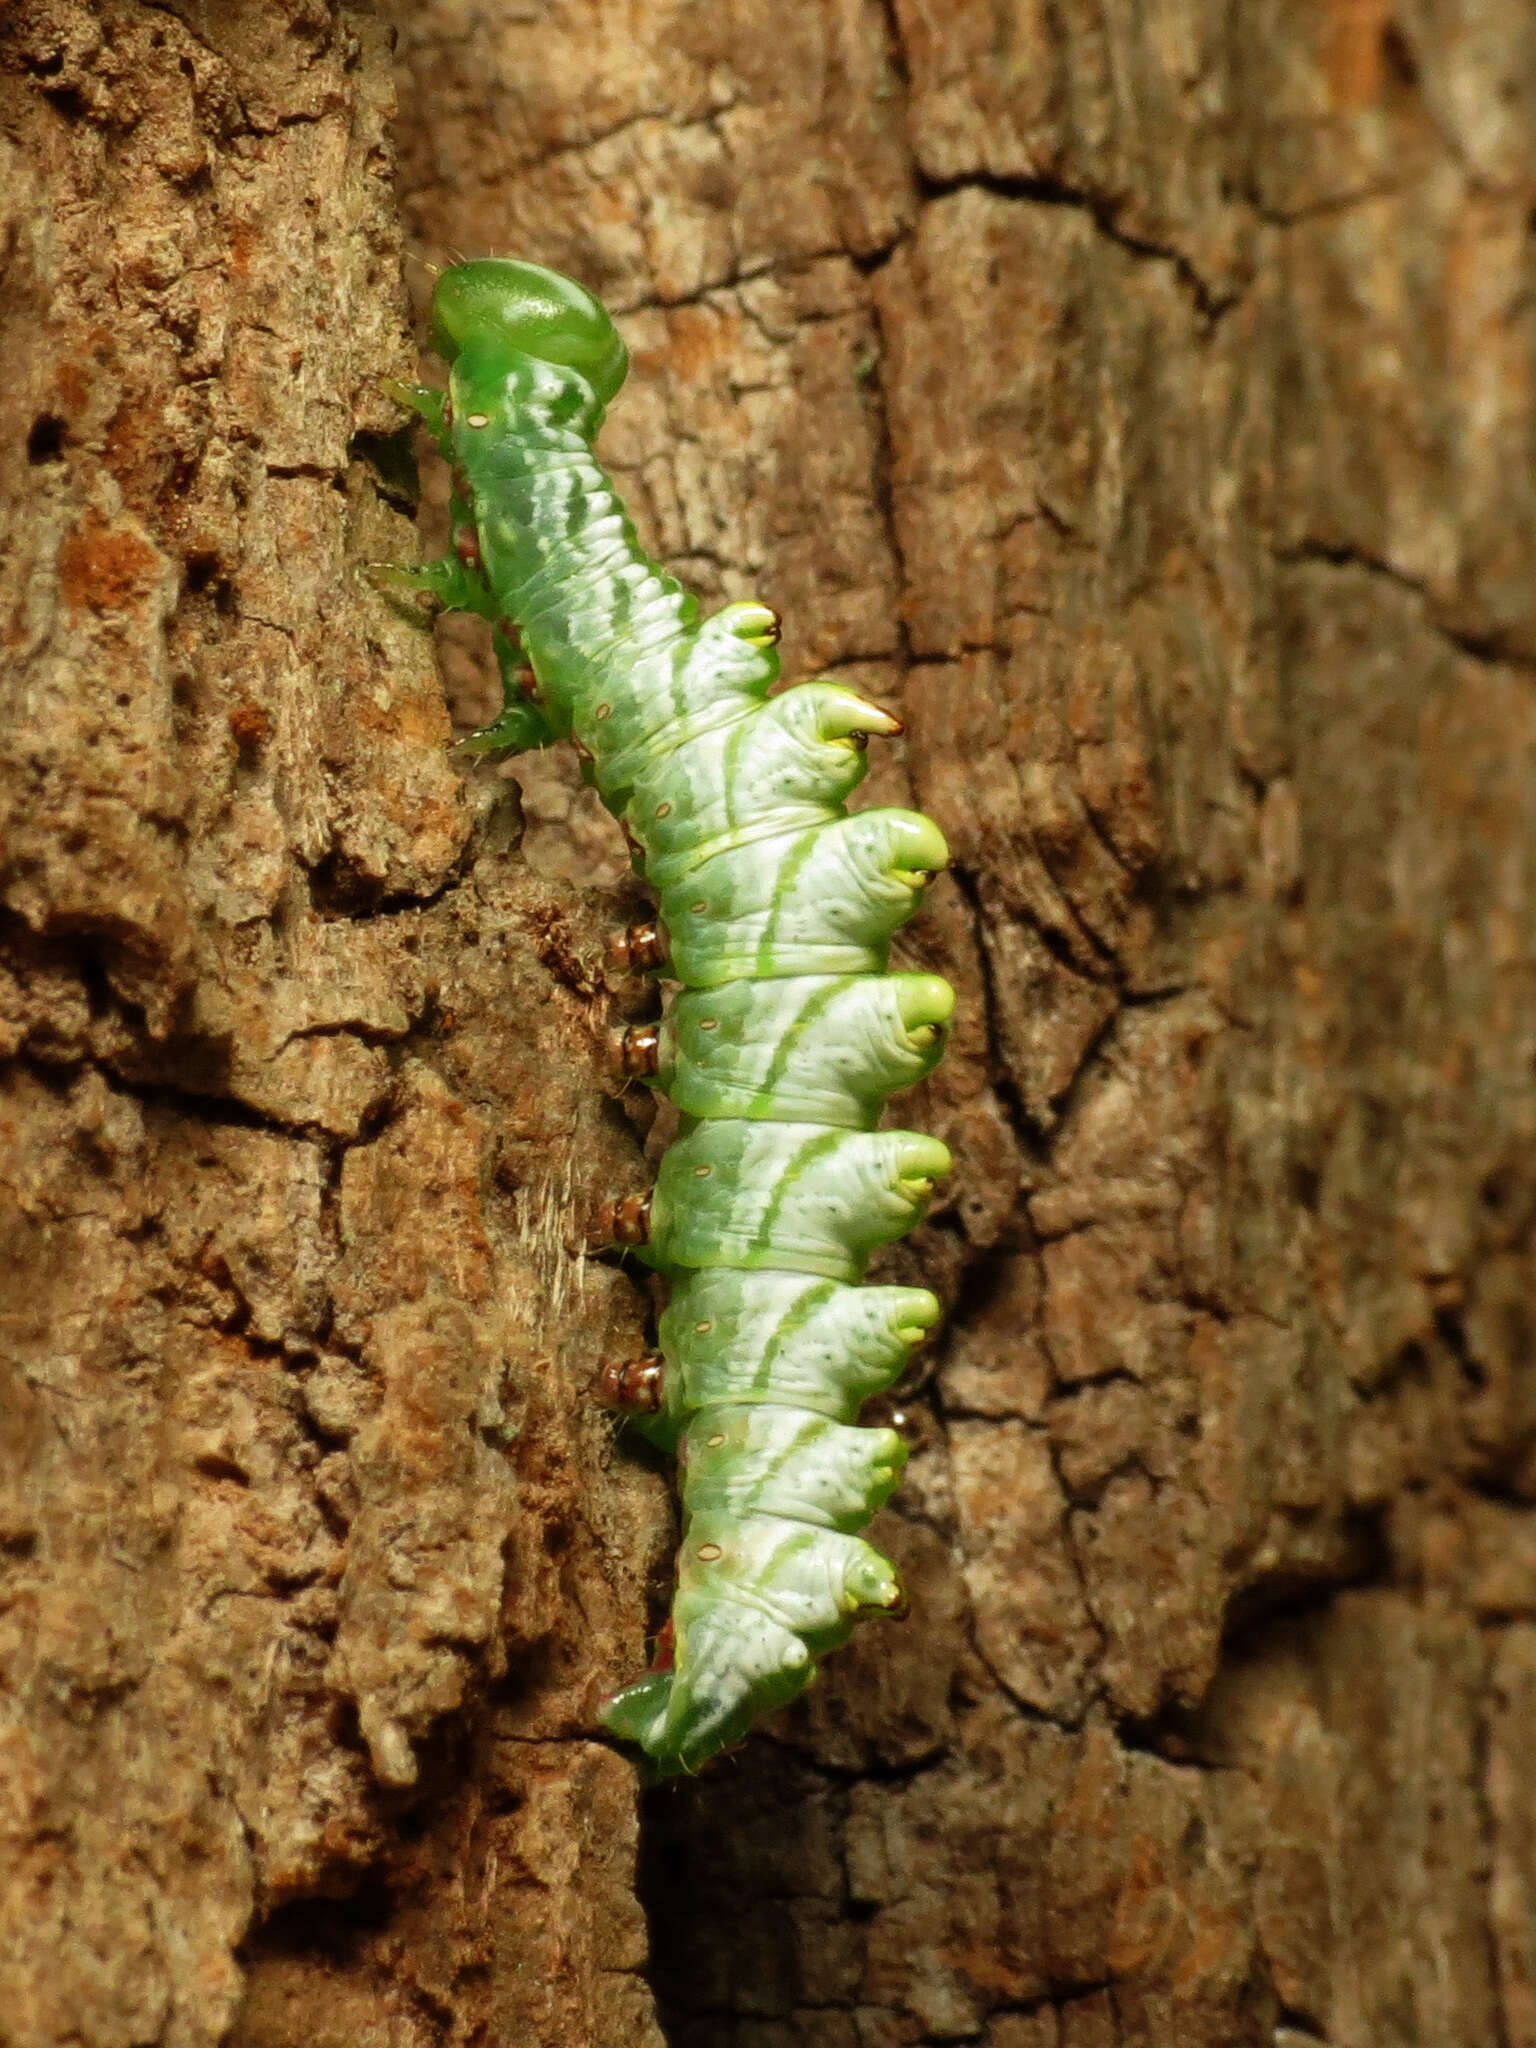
[430,258,629,407]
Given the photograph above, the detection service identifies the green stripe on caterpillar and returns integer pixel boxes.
[376,259,954,1779]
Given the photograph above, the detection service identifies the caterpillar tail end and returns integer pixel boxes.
[599,1673,694,1785]
[600,1665,817,1786]
[600,1606,823,1782]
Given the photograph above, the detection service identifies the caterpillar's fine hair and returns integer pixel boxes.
[380,260,954,1779]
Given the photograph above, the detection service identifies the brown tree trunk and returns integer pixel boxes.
[4,2,1535,2045]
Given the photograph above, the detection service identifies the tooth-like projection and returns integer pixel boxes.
[399,257,956,1780]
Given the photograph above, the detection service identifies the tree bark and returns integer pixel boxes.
[4,2,1535,2046]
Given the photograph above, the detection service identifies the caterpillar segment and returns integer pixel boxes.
[397,258,954,1778]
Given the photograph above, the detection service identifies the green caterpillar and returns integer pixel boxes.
[377,260,954,1779]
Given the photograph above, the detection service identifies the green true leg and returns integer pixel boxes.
[362,561,555,754]
[459,626,557,755]
[382,377,454,457]
[365,381,555,756]
[362,545,495,617]
[366,380,499,619]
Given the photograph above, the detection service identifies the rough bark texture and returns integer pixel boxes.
[3,1,1535,2045]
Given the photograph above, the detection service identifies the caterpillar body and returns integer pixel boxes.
[380,260,954,1779]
